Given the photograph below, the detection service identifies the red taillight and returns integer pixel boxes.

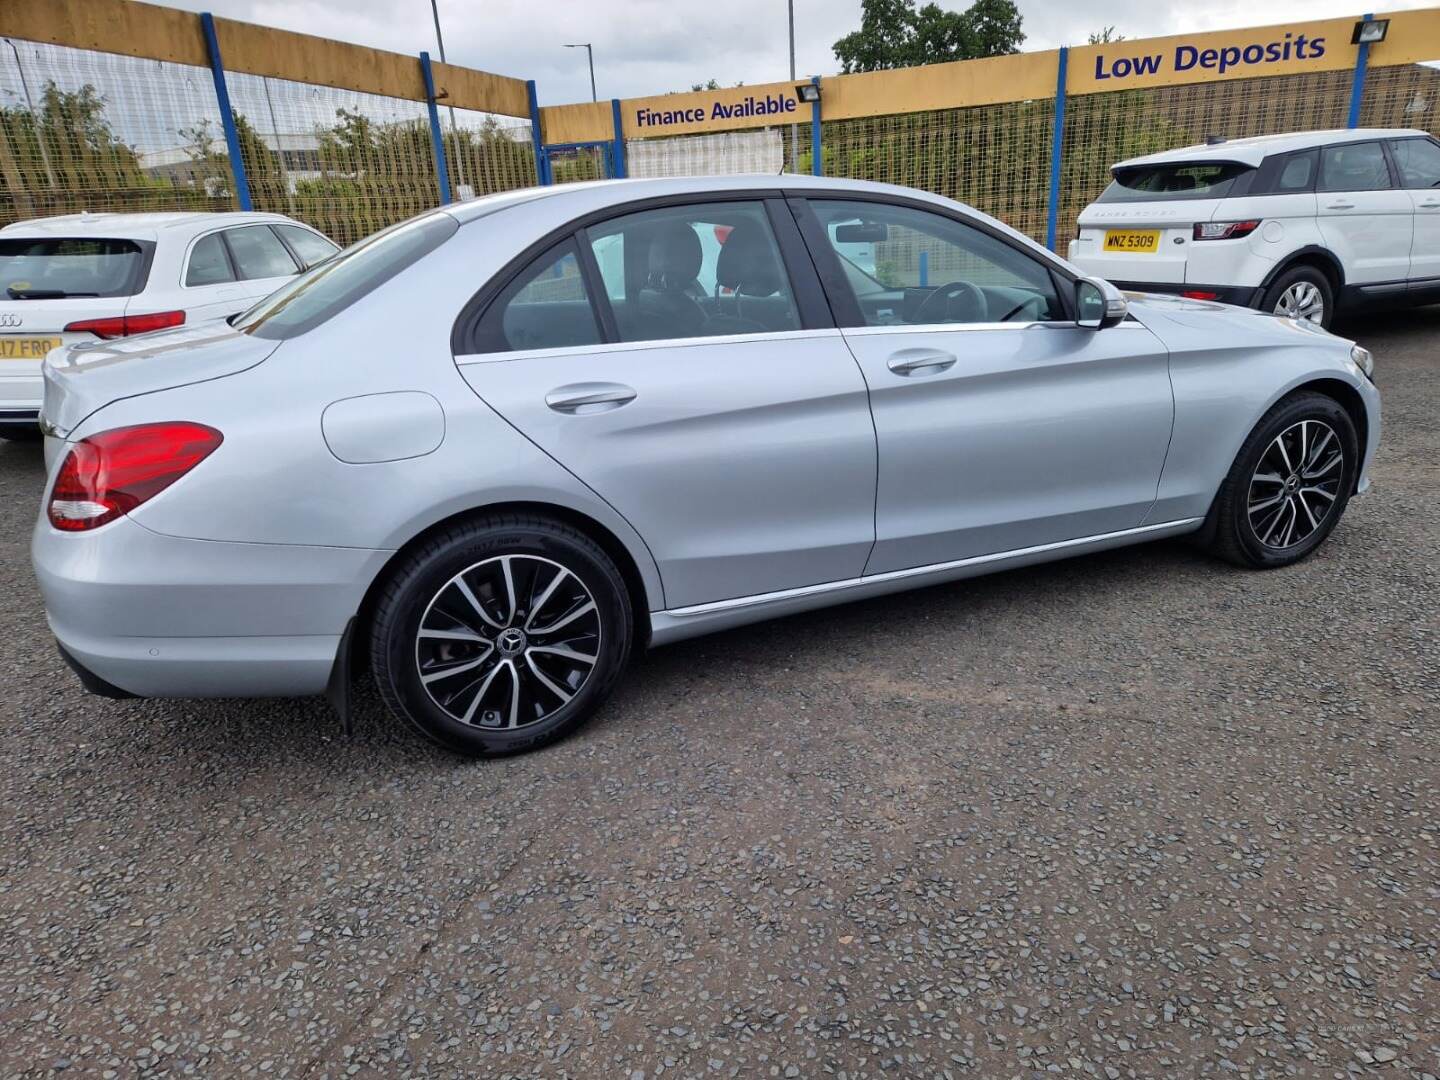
[48,422,222,532]
[64,310,186,340]
[1192,220,1261,241]
[1180,290,1220,300]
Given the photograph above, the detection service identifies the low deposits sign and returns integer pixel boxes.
[1069,20,1357,94]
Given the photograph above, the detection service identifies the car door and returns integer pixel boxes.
[180,230,251,324]
[455,197,878,609]
[793,196,1175,576]
[1387,136,1440,297]
[222,224,302,305]
[1315,140,1413,290]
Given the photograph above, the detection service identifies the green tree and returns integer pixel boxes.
[833,0,1024,73]
[1088,27,1125,44]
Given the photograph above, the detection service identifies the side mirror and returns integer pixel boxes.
[1075,277,1128,329]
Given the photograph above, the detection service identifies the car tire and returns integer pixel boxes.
[370,513,633,757]
[1261,265,1334,329]
[1206,391,1358,569]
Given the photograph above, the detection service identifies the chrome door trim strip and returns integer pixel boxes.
[839,320,1150,337]
[456,327,845,365]
[664,518,1204,617]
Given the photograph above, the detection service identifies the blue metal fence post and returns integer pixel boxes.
[1045,46,1069,253]
[1348,13,1373,128]
[610,98,627,178]
[199,13,252,211]
[419,52,452,204]
[527,80,551,185]
[810,76,822,176]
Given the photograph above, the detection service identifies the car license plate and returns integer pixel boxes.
[0,335,62,360]
[1103,230,1160,253]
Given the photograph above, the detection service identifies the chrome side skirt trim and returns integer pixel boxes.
[664,518,1204,618]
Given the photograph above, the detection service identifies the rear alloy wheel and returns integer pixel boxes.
[371,515,632,757]
[1206,392,1358,569]
[1262,266,1333,329]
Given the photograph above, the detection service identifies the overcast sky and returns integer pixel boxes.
[164,0,1439,107]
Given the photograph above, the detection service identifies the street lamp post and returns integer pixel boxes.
[788,0,797,172]
[564,43,597,103]
[427,0,467,195]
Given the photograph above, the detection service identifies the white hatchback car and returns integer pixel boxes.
[1069,127,1440,329]
[0,211,338,439]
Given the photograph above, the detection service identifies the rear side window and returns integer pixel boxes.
[1389,137,1440,189]
[275,224,340,268]
[185,232,234,286]
[234,212,457,340]
[225,225,299,280]
[1098,162,1253,202]
[1275,150,1317,192]
[472,240,602,353]
[0,237,148,298]
[1319,142,1392,192]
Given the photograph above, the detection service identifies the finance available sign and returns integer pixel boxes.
[621,80,805,138]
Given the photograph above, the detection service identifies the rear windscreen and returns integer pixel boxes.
[0,237,149,298]
[1097,162,1254,202]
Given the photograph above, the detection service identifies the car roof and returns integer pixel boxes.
[1112,127,1431,171]
[440,173,1061,268]
[0,210,299,242]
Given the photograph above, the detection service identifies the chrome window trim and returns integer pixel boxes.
[664,518,1204,618]
[840,320,1147,336]
[455,327,845,365]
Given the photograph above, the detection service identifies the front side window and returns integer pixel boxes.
[225,225,299,280]
[1389,137,1440,189]
[0,237,148,298]
[235,212,457,341]
[584,201,801,343]
[1319,142,1392,192]
[473,240,601,354]
[185,232,234,286]
[807,199,1063,326]
[275,224,340,268]
[1098,162,1253,202]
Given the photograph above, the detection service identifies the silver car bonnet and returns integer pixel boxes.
[42,322,280,438]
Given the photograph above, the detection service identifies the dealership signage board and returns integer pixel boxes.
[537,8,1440,143]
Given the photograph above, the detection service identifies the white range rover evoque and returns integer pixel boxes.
[0,210,338,439]
[1069,127,1440,329]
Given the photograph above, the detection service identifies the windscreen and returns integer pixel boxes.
[1097,162,1254,202]
[232,212,458,340]
[0,237,148,299]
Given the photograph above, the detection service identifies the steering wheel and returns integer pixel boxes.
[996,295,1046,322]
[914,280,987,324]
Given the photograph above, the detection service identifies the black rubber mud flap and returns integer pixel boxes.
[327,617,357,738]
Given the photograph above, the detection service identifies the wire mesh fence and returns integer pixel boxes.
[0,39,234,223]
[824,101,1055,242]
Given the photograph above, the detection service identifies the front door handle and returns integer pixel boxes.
[544,382,637,414]
[887,348,957,376]
[1325,201,1356,210]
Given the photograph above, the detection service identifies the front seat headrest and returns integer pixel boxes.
[715,223,782,297]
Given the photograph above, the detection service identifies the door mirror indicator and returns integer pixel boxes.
[1076,277,1127,329]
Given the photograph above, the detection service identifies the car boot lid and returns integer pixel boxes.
[42,321,280,438]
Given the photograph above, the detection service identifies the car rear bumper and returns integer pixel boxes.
[1109,280,1263,308]
[32,514,391,699]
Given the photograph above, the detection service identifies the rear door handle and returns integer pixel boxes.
[1325,202,1356,210]
[1420,201,1440,209]
[544,382,637,414]
[886,348,957,376]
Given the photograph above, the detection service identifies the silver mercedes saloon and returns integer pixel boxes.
[31,176,1381,757]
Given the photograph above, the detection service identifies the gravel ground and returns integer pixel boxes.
[1,312,1436,1080]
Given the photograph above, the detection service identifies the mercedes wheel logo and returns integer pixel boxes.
[0,314,22,328]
